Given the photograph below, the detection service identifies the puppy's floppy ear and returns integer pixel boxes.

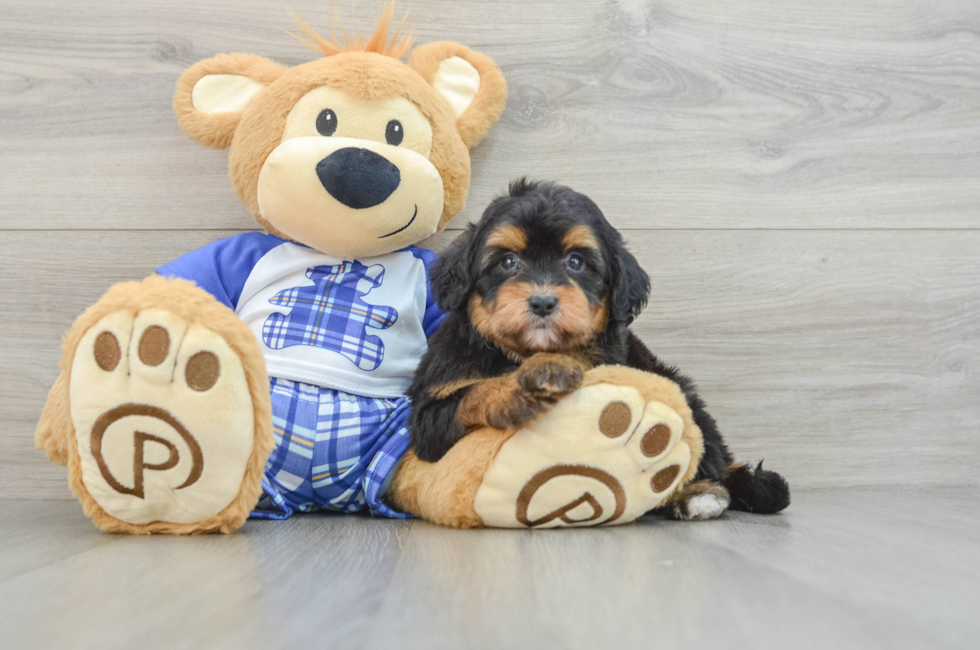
[609,239,651,325]
[408,42,507,149]
[174,53,286,149]
[432,224,478,313]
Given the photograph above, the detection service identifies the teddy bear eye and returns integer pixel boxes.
[316,109,338,136]
[385,120,404,146]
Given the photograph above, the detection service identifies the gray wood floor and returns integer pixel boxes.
[2,488,979,650]
[1,0,979,647]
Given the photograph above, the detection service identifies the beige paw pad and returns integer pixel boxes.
[70,310,255,525]
[473,381,692,528]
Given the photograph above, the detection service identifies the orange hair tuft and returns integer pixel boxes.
[288,2,414,60]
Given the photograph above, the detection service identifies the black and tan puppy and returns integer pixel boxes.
[408,179,790,519]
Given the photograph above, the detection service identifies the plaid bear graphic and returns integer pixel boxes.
[262,261,398,371]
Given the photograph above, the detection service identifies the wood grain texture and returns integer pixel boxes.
[2,229,978,499]
[2,3,980,642]
[1,488,978,649]
[2,0,980,230]
[1,2,979,494]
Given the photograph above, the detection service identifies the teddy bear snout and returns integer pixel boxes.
[316,147,401,209]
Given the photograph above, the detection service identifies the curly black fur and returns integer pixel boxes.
[409,179,790,515]
[410,179,648,462]
[724,461,792,513]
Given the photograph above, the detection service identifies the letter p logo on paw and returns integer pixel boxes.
[474,380,694,528]
[90,404,203,500]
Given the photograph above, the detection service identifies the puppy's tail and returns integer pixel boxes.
[723,461,791,514]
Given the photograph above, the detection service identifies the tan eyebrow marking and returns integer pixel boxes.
[563,225,600,251]
[486,224,528,251]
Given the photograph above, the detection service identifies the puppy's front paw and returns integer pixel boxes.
[485,355,584,429]
[517,354,585,397]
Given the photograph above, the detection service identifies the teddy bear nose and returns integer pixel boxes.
[316,147,401,209]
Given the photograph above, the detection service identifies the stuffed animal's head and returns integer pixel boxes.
[173,5,506,258]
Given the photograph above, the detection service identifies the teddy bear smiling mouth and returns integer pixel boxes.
[377,204,418,239]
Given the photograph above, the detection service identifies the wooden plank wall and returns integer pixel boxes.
[2,0,978,498]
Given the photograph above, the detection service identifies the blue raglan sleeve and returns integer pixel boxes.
[156,232,285,311]
[409,246,447,338]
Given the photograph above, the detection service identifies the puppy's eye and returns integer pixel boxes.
[499,253,519,272]
[316,109,338,136]
[385,120,404,146]
[565,253,585,272]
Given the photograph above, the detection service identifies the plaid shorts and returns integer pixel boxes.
[251,377,412,520]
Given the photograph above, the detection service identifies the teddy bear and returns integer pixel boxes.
[34,5,704,533]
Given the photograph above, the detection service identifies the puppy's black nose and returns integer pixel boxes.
[528,292,559,317]
[316,147,400,209]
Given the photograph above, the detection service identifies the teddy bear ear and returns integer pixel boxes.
[408,42,507,149]
[174,53,286,149]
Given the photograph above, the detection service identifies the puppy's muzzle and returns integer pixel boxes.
[316,147,401,209]
[527,292,559,318]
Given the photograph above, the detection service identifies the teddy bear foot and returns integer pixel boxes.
[56,277,273,534]
[473,367,699,528]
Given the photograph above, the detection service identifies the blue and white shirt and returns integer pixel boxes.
[158,232,444,398]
